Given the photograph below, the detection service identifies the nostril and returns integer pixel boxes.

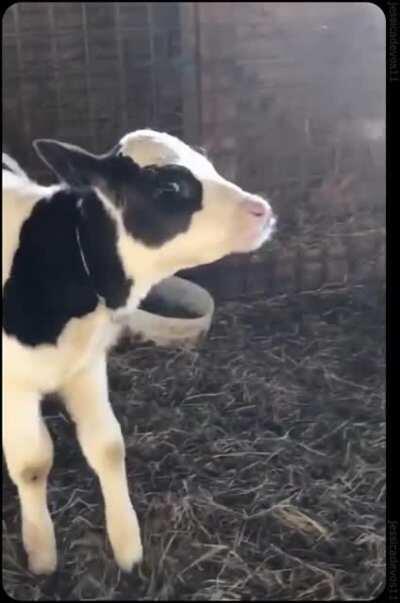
[252,207,266,217]
[243,199,268,219]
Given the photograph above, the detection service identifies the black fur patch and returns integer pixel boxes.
[3,190,131,347]
[77,191,132,309]
[104,157,203,248]
[33,140,203,248]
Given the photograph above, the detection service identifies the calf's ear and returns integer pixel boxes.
[33,139,102,187]
[193,145,208,157]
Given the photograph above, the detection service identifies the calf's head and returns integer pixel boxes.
[34,130,276,288]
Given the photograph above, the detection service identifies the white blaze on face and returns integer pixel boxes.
[118,130,276,273]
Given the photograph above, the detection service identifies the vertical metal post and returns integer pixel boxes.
[114,2,129,135]
[179,2,202,145]
[47,3,63,138]
[13,4,32,149]
[147,2,158,128]
[81,2,97,150]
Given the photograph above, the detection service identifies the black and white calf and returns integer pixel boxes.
[2,129,276,574]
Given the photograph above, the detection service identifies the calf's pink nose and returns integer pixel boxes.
[243,198,270,219]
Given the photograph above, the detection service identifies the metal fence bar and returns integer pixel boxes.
[12,4,31,150]
[179,2,201,145]
[147,2,158,128]
[114,2,128,135]
[47,3,63,138]
[80,2,97,151]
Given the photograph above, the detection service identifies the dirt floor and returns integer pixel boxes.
[2,284,385,601]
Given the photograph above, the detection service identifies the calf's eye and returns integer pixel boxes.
[154,182,181,199]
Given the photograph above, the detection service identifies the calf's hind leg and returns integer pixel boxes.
[2,384,57,574]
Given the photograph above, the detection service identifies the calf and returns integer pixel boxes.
[2,129,276,574]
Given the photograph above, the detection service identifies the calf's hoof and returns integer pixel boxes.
[108,509,143,572]
[28,548,57,575]
[23,517,57,575]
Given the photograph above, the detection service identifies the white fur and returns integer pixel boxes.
[2,152,30,181]
[2,130,275,574]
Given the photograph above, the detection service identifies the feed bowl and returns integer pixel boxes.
[126,276,215,348]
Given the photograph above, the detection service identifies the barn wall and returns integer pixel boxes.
[182,2,386,299]
[2,2,184,181]
[2,2,385,299]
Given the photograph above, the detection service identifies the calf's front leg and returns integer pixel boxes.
[61,355,142,571]
[2,383,57,574]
